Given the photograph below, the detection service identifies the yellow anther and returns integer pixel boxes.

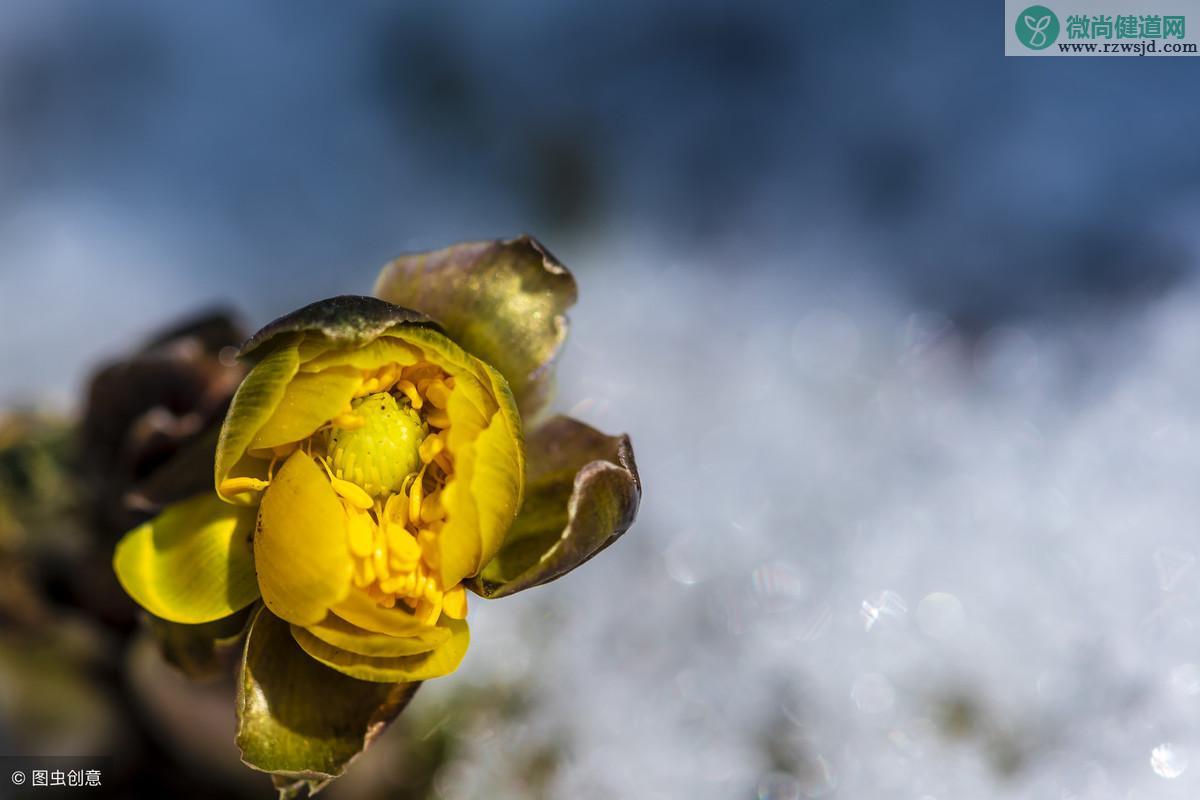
[403,362,443,383]
[408,466,427,524]
[424,379,451,409]
[383,492,408,527]
[317,458,374,510]
[346,508,374,558]
[386,524,421,563]
[418,528,440,567]
[353,558,375,587]
[379,574,408,594]
[332,412,366,430]
[420,491,446,524]
[394,379,423,409]
[376,364,400,391]
[442,584,468,619]
[425,408,451,429]
[424,579,443,604]
[418,433,444,464]
[414,595,443,625]
[332,476,374,509]
[372,546,391,581]
[218,477,270,495]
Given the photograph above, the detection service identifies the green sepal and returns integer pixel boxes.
[470,416,640,599]
[374,236,577,420]
[236,607,420,785]
[239,296,435,362]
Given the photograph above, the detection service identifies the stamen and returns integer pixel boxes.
[317,457,374,510]
[218,477,270,495]
[395,379,423,409]
[376,364,400,392]
[424,379,451,409]
[383,492,408,527]
[420,492,446,524]
[413,595,443,625]
[418,528,440,567]
[385,524,420,566]
[442,584,468,619]
[408,465,428,524]
[346,506,374,557]
[418,433,444,464]
[353,558,375,587]
[332,412,366,430]
[372,546,391,582]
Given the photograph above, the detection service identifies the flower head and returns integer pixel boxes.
[111,237,641,787]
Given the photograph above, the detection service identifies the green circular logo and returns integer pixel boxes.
[1016,5,1059,49]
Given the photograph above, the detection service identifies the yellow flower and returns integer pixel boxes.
[111,237,641,783]
[116,301,523,682]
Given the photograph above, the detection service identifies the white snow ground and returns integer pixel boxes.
[422,246,1200,800]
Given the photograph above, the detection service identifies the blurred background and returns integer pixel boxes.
[3,1,1200,798]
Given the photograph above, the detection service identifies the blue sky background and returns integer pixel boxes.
[2,0,1198,401]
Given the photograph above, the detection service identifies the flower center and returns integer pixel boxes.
[325,359,465,623]
[327,392,424,497]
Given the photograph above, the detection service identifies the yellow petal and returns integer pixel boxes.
[249,366,362,451]
[113,494,259,624]
[437,363,524,587]
[302,612,450,657]
[216,335,301,504]
[298,336,422,373]
[466,362,524,573]
[255,451,353,626]
[290,618,469,683]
